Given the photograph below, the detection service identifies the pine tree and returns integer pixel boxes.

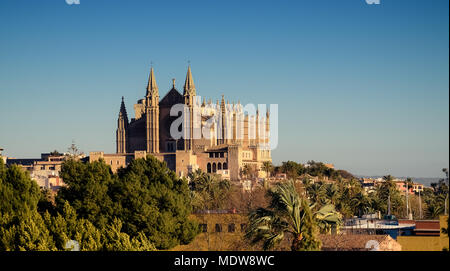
[112,155,198,249]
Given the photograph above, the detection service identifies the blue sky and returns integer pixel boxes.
[0,0,448,178]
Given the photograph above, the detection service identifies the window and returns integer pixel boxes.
[167,141,176,152]
[223,162,228,170]
[218,162,222,170]
[215,224,222,233]
[212,163,217,173]
[199,224,207,233]
[228,223,236,233]
[209,153,214,158]
[207,163,211,173]
[220,152,224,158]
[215,152,219,158]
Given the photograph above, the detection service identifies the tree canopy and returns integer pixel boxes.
[0,155,198,251]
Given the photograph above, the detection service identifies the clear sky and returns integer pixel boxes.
[0,0,448,178]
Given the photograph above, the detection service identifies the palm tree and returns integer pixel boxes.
[325,183,339,205]
[245,180,321,251]
[307,182,326,208]
[351,191,371,217]
[405,177,414,218]
[314,204,342,234]
[241,164,253,179]
[426,202,444,219]
[262,161,273,179]
[188,170,231,211]
[382,175,396,216]
[442,168,449,215]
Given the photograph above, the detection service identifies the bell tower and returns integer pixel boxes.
[183,65,196,150]
[145,67,160,153]
[116,96,129,153]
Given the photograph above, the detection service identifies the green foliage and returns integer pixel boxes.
[0,163,55,251]
[423,168,449,219]
[101,218,155,251]
[324,183,339,205]
[350,191,372,216]
[277,160,354,181]
[306,182,327,208]
[0,158,6,179]
[314,204,342,234]
[112,155,198,249]
[372,175,405,217]
[56,159,115,228]
[188,169,231,211]
[262,161,273,178]
[0,165,40,217]
[279,161,303,179]
[1,155,197,251]
[37,188,56,215]
[245,180,321,251]
[0,210,56,251]
[240,164,257,179]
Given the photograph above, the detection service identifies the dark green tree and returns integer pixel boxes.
[0,161,55,251]
[56,159,115,228]
[0,164,41,217]
[112,155,198,249]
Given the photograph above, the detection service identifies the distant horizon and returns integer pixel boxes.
[0,0,448,177]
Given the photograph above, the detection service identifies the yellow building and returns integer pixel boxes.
[397,215,449,251]
[172,212,251,251]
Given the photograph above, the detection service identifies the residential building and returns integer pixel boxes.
[6,153,70,191]
[359,178,378,193]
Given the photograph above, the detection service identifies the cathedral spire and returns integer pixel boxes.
[146,67,158,97]
[119,96,128,121]
[183,65,196,96]
[117,96,128,154]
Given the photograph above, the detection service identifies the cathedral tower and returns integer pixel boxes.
[183,65,196,150]
[116,96,128,153]
[145,67,160,153]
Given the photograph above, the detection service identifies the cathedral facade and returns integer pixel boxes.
[90,66,271,180]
